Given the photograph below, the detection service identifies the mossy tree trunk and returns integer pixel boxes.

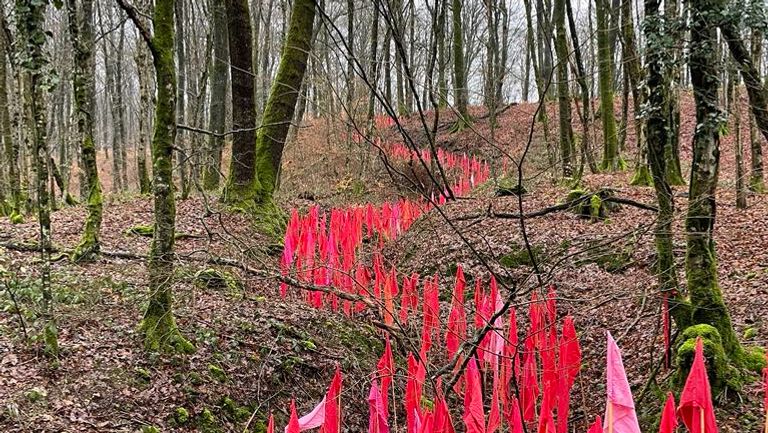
[554,0,574,177]
[118,0,192,353]
[174,0,189,199]
[664,0,685,185]
[596,0,621,171]
[747,26,764,192]
[451,0,470,129]
[686,0,741,359]
[136,25,152,195]
[223,0,260,206]
[0,22,22,222]
[19,0,58,358]
[622,0,650,186]
[644,0,688,328]
[253,0,316,202]
[68,0,104,262]
[202,0,228,191]
[566,0,598,176]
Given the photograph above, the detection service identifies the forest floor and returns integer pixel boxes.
[1,93,767,432]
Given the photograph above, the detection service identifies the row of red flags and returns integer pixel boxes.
[270,330,768,433]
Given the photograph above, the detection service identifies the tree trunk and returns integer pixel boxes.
[21,0,58,357]
[596,0,621,170]
[223,0,258,205]
[0,20,22,222]
[175,0,189,199]
[68,0,104,261]
[664,0,685,185]
[203,0,228,191]
[118,0,193,353]
[566,0,597,175]
[748,27,764,192]
[451,0,470,129]
[686,0,741,359]
[253,0,316,203]
[731,64,747,209]
[554,0,574,177]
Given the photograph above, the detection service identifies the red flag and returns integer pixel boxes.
[677,337,718,433]
[267,413,275,433]
[421,275,440,355]
[462,357,486,433]
[382,268,397,326]
[587,416,603,433]
[659,392,677,433]
[434,379,456,433]
[368,380,389,433]
[287,400,301,433]
[487,370,501,433]
[520,339,539,422]
[324,367,342,433]
[406,353,426,433]
[377,336,394,416]
[557,316,581,433]
[504,396,523,433]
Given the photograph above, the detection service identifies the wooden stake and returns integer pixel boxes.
[700,407,705,433]
[763,410,767,433]
[607,401,614,433]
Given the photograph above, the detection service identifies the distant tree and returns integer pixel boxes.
[451,0,470,130]
[118,0,194,353]
[18,0,58,357]
[0,12,21,223]
[202,0,228,191]
[554,0,574,177]
[596,0,621,170]
[68,0,104,262]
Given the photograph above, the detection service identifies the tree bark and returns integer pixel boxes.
[596,0,621,170]
[68,0,104,261]
[223,0,258,205]
[253,0,316,202]
[554,0,574,177]
[203,0,228,191]
[451,0,470,128]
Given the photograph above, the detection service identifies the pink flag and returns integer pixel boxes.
[557,316,581,433]
[267,413,275,433]
[406,353,426,433]
[368,380,389,433]
[520,336,539,422]
[487,370,501,433]
[604,331,642,433]
[286,398,325,433]
[377,336,395,415]
[503,396,523,433]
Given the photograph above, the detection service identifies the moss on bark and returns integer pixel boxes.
[252,0,315,204]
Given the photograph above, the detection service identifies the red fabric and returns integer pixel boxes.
[406,353,426,433]
[677,338,718,433]
[520,339,539,423]
[368,380,389,433]
[324,368,342,433]
[267,414,275,433]
[556,316,581,433]
[421,275,440,355]
[659,392,677,433]
[462,357,486,433]
[587,416,603,433]
[287,400,301,433]
[382,268,397,326]
[377,336,394,416]
[487,370,501,433]
[504,396,523,433]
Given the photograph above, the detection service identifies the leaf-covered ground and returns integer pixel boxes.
[1,94,767,432]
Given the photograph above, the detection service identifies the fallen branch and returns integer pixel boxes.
[454,194,658,221]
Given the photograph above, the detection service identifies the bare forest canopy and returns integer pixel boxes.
[1,0,768,432]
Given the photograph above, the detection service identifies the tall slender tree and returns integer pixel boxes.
[0,14,22,223]
[596,0,621,170]
[68,0,104,261]
[118,0,193,353]
[451,0,470,130]
[202,0,228,191]
[554,0,574,177]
